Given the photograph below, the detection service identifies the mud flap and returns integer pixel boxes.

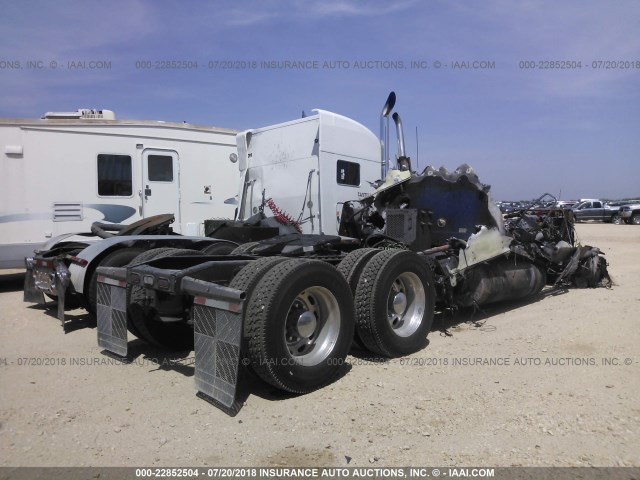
[96,269,129,357]
[23,257,44,305]
[182,277,245,410]
[53,262,73,328]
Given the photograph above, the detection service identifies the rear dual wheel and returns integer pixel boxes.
[354,250,435,357]
[87,247,146,314]
[337,248,380,349]
[124,247,180,340]
[241,259,355,393]
[128,248,204,350]
[231,242,261,254]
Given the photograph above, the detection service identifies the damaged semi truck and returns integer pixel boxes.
[25,93,610,410]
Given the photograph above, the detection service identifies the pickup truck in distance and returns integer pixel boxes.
[619,203,640,225]
[572,200,622,223]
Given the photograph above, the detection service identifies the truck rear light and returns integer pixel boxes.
[34,258,54,269]
[129,273,141,284]
[143,275,154,286]
[70,256,89,267]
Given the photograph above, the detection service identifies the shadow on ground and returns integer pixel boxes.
[0,271,25,293]
[433,285,570,336]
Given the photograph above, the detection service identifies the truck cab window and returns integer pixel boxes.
[336,160,360,186]
[148,155,174,182]
[97,154,132,196]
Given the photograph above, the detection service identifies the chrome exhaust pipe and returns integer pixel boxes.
[392,112,411,171]
[392,112,406,158]
[380,91,396,179]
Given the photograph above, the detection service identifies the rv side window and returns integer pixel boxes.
[336,160,360,186]
[148,155,174,182]
[97,154,132,196]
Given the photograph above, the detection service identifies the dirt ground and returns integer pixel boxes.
[0,223,638,468]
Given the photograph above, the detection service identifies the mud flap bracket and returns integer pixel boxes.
[23,257,45,305]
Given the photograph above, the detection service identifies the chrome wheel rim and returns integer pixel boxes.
[387,272,425,337]
[284,286,341,366]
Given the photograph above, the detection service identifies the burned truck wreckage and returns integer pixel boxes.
[24,92,612,410]
[337,163,611,311]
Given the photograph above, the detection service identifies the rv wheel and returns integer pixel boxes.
[245,259,355,393]
[355,250,435,357]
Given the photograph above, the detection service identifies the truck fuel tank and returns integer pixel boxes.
[455,256,546,307]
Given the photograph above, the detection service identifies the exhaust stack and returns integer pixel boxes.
[392,112,411,172]
[380,92,396,179]
[392,112,406,158]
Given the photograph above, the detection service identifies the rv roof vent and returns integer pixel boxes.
[42,109,116,120]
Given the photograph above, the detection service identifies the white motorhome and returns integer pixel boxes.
[0,109,239,268]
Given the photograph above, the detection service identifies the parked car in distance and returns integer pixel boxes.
[619,203,640,225]
[555,200,578,209]
[572,200,622,224]
[499,201,533,214]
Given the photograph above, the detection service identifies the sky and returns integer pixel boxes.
[1,0,639,201]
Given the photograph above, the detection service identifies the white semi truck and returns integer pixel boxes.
[24,93,609,412]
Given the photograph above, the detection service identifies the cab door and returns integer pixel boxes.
[141,149,181,229]
[579,202,597,220]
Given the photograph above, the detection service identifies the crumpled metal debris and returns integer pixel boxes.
[503,195,611,289]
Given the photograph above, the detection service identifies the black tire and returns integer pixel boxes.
[229,256,289,360]
[201,241,238,255]
[610,214,622,225]
[337,248,381,293]
[229,257,288,310]
[355,250,435,357]
[87,247,145,314]
[632,214,640,226]
[336,248,380,349]
[231,242,261,254]
[129,248,204,350]
[245,259,355,393]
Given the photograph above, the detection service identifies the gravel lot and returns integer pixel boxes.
[0,223,638,468]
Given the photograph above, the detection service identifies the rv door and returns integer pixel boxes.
[142,149,181,230]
